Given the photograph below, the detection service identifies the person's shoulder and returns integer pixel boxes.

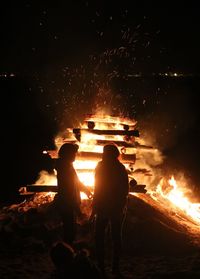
[118,160,126,169]
[118,161,128,174]
[95,160,103,169]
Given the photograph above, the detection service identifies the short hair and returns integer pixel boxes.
[58,143,79,158]
[103,143,120,158]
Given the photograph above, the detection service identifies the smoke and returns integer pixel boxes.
[35,170,56,185]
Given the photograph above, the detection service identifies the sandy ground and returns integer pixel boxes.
[0,195,200,279]
[0,247,199,279]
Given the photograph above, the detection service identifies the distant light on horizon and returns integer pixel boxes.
[0,72,15,78]
[158,72,196,78]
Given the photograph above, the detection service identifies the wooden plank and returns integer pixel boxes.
[77,151,102,160]
[129,184,147,193]
[78,152,136,162]
[84,115,137,126]
[22,185,58,193]
[73,128,139,137]
[130,188,147,194]
[96,139,136,147]
[20,184,147,194]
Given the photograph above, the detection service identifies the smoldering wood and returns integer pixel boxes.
[73,128,140,137]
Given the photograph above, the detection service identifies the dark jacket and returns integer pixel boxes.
[56,158,82,211]
[93,158,129,215]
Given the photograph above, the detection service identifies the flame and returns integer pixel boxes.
[151,176,200,224]
[36,114,200,225]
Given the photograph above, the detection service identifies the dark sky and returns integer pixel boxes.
[1,2,200,75]
[1,1,200,201]
[1,2,200,138]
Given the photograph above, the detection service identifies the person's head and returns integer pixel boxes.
[58,143,79,162]
[102,143,120,160]
[50,241,75,269]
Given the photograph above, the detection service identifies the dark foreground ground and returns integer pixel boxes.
[0,195,200,279]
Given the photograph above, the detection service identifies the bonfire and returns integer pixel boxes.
[1,114,200,252]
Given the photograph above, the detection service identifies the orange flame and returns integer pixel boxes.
[152,176,200,224]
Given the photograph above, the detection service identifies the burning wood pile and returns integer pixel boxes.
[21,114,155,196]
[18,114,200,231]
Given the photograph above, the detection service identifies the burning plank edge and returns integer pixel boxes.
[84,116,137,126]
[47,151,137,162]
[19,184,147,194]
[78,152,136,161]
[96,140,154,149]
[73,128,140,137]
[57,139,152,149]
[19,185,58,194]
[130,184,147,194]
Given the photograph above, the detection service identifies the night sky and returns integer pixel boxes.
[1,3,200,74]
[1,2,200,202]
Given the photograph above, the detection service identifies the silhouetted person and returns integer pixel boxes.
[55,143,92,245]
[50,241,101,278]
[91,143,129,276]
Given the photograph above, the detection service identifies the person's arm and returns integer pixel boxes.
[120,165,130,207]
[89,166,100,221]
[78,180,93,199]
[124,168,129,196]
[74,171,93,199]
